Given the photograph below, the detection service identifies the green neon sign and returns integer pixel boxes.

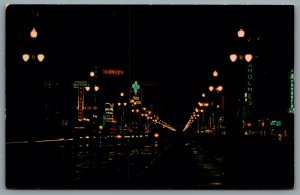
[132,81,140,95]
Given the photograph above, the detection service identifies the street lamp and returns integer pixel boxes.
[22,54,30,62]
[30,27,38,38]
[237,28,245,38]
[94,85,99,92]
[85,86,90,91]
[213,70,219,77]
[229,54,238,62]
[90,71,95,77]
[245,54,253,62]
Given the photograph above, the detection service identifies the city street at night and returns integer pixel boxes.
[5,5,294,189]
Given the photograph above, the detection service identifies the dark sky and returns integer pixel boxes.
[6,5,294,130]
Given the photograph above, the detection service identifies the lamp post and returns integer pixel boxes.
[118,92,127,140]
[208,88,223,134]
[229,28,256,135]
[22,26,46,141]
[209,70,223,135]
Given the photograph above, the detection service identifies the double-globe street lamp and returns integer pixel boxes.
[229,28,256,135]
[117,92,127,139]
[208,70,223,134]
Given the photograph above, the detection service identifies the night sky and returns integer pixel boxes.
[6,5,294,130]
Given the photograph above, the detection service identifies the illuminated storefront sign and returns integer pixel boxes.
[270,120,282,127]
[73,81,88,121]
[132,81,140,95]
[131,95,142,105]
[104,103,114,122]
[78,87,84,120]
[73,81,89,87]
[102,69,124,76]
[247,63,254,107]
[289,69,294,113]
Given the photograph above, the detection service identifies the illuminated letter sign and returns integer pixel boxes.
[78,87,84,120]
[102,69,124,76]
[247,64,254,107]
[73,81,88,121]
[289,69,294,113]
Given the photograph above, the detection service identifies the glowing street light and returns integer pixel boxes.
[230,54,238,62]
[37,54,45,62]
[90,71,95,77]
[94,85,99,92]
[22,54,30,62]
[30,28,38,38]
[245,54,253,62]
[209,86,214,92]
[237,29,245,38]
[213,70,219,77]
[217,85,223,92]
[120,92,124,97]
[202,93,206,98]
[85,86,90,91]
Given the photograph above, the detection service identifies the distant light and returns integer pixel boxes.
[90,71,95,77]
[117,102,121,106]
[22,54,30,62]
[94,85,99,91]
[85,86,90,91]
[209,86,214,92]
[116,135,122,139]
[154,133,159,138]
[202,93,205,98]
[37,54,45,62]
[230,54,238,62]
[124,102,127,106]
[217,85,223,92]
[213,70,218,77]
[237,29,245,38]
[30,28,38,38]
[245,54,253,62]
[120,92,124,97]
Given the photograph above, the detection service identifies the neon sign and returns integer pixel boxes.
[289,69,294,113]
[132,81,140,95]
[73,81,88,121]
[102,69,124,76]
[78,87,84,120]
[247,63,254,107]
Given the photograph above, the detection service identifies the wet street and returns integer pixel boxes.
[6,135,225,189]
[6,134,293,189]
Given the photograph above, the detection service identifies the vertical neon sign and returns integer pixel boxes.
[247,63,254,107]
[78,87,84,120]
[73,81,88,121]
[288,69,294,113]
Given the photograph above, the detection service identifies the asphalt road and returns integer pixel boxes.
[6,134,293,189]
